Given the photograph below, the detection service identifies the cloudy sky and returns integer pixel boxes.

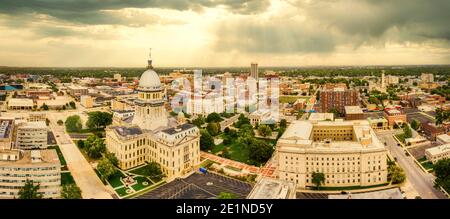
[0,0,449,67]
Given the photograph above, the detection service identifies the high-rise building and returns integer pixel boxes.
[15,121,48,149]
[381,70,386,89]
[250,62,258,80]
[320,87,359,114]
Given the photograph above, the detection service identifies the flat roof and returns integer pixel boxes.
[345,106,363,114]
[247,177,296,199]
[113,126,143,136]
[0,149,60,166]
[8,98,34,106]
[308,113,334,121]
[161,123,196,135]
[19,121,47,129]
[426,143,450,156]
[437,134,450,143]
[328,188,403,199]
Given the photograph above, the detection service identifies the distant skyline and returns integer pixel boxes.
[0,0,449,67]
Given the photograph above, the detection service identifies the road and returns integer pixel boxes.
[49,119,112,199]
[377,131,446,199]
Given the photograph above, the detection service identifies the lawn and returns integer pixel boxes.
[61,172,75,185]
[200,159,217,169]
[417,157,427,162]
[107,171,126,188]
[131,176,153,191]
[421,161,434,170]
[115,187,131,197]
[48,145,67,166]
[280,95,309,104]
[129,164,148,176]
[211,144,226,154]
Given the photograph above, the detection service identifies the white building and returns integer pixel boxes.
[436,134,450,145]
[15,121,48,149]
[308,113,334,122]
[421,73,434,83]
[277,120,388,189]
[247,177,296,199]
[0,149,61,198]
[425,144,450,163]
[106,54,201,180]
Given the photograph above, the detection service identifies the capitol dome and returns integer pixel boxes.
[138,68,161,89]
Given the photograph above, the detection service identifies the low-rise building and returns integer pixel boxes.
[436,134,450,145]
[367,117,389,130]
[345,106,365,120]
[247,177,296,199]
[27,112,46,122]
[422,122,446,140]
[383,107,407,128]
[425,144,450,163]
[0,149,61,198]
[66,85,89,97]
[15,121,48,149]
[7,98,34,110]
[308,113,334,122]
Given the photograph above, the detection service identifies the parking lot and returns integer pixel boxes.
[135,172,253,199]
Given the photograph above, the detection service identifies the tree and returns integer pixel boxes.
[18,179,42,199]
[65,115,82,132]
[258,124,272,137]
[403,124,412,139]
[244,138,274,165]
[200,129,214,150]
[77,140,85,149]
[206,122,220,136]
[192,115,206,127]
[69,101,76,109]
[41,103,49,111]
[84,136,106,159]
[142,162,164,179]
[86,111,113,130]
[217,192,238,199]
[96,157,117,182]
[312,172,325,190]
[104,152,119,167]
[235,114,250,128]
[45,118,50,126]
[57,120,64,126]
[410,119,420,131]
[62,105,66,110]
[328,107,340,118]
[206,112,223,123]
[280,119,287,129]
[61,184,82,199]
[388,163,406,184]
[433,158,450,193]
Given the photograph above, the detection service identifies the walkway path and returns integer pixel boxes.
[49,120,112,199]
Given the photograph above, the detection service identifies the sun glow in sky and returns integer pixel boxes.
[0,0,449,67]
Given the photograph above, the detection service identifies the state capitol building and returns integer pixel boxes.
[105,54,201,180]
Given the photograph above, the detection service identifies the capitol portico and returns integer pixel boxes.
[105,53,201,180]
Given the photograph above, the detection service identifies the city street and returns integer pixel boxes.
[377,131,446,199]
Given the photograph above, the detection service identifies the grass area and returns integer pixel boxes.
[131,176,153,191]
[280,95,309,104]
[48,145,67,166]
[421,161,434,170]
[115,187,131,197]
[417,157,427,162]
[225,165,242,172]
[200,159,217,169]
[150,176,162,183]
[61,172,75,185]
[129,164,148,176]
[107,171,126,188]
[227,142,250,164]
[211,144,226,154]
[314,183,389,191]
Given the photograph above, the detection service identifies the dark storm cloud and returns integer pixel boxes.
[214,0,450,54]
[0,0,271,26]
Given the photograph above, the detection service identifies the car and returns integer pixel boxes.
[56,135,60,137]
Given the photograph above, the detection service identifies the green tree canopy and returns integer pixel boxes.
[206,122,220,136]
[433,158,450,193]
[258,124,272,137]
[142,162,164,178]
[96,157,117,182]
[312,172,325,190]
[86,111,113,130]
[217,192,238,199]
[65,115,82,132]
[18,179,42,199]
[192,115,206,128]
[206,112,223,123]
[200,129,214,151]
[388,163,406,184]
